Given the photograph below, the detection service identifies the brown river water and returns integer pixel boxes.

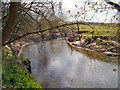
[22,38,118,88]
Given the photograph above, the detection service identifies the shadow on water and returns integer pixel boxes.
[22,38,118,88]
[71,47,118,63]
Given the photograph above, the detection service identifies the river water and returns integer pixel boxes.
[22,39,118,88]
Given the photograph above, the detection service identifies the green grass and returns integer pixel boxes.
[2,47,43,89]
[72,24,118,36]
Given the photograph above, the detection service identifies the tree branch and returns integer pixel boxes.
[22,9,41,27]
[105,0,120,12]
[3,22,92,46]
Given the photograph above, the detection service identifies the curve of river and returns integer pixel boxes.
[22,38,118,88]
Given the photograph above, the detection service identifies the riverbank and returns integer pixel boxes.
[43,29,120,57]
[67,35,120,57]
[2,30,119,88]
[10,34,40,55]
[8,25,119,57]
[2,46,43,88]
[9,30,119,62]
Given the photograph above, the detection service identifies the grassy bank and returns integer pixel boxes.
[67,24,119,56]
[2,46,43,89]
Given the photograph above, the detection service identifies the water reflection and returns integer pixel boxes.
[22,39,118,88]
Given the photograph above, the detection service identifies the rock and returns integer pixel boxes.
[68,37,74,42]
[22,59,31,73]
[73,41,80,45]
[105,52,120,56]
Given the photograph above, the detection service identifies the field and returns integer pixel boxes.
[70,24,118,37]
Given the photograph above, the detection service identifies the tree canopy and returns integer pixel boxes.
[2,0,120,45]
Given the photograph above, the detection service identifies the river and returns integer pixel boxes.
[22,38,118,88]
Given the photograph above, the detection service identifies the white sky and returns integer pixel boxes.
[6,0,120,23]
[61,0,120,23]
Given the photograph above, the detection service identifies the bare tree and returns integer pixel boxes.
[2,0,119,46]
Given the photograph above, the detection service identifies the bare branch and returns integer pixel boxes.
[22,9,41,27]
[3,22,93,46]
[104,0,120,12]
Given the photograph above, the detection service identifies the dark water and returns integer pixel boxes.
[22,39,118,88]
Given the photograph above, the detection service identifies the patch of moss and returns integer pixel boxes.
[2,47,43,89]
[87,44,91,48]
[85,36,93,44]
[96,46,102,51]
[100,40,114,46]
[108,41,115,46]
[96,38,102,44]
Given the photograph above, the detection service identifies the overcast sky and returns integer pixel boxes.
[9,0,120,23]
[61,0,119,23]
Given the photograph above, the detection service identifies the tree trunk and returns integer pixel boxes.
[2,2,18,45]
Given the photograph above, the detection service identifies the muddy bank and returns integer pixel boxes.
[9,29,120,57]
[67,35,120,57]
[10,34,41,55]
[9,29,72,55]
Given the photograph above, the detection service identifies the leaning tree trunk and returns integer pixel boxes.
[2,2,18,45]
